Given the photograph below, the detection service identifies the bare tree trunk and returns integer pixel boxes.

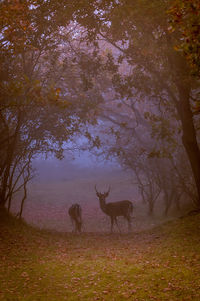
[18,183,27,219]
[174,193,181,212]
[0,110,22,208]
[18,155,33,219]
[177,85,200,207]
[148,199,155,216]
[7,195,12,213]
[163,192,172,216]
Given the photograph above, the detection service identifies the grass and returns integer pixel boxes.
[0,210,200,300]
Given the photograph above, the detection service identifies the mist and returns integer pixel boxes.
[12,151,143,232]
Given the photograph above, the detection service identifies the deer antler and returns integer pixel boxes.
[105,186,111,195]
[95,185,99,194]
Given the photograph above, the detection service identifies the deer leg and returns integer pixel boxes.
[77,221,82,233]
[127,216,132,232]
[110,216,114,233]
[75,222,78,233]
[70,217,75,233]
[75,221,81,233]
[114,217,121,234]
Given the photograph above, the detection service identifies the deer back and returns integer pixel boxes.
[105,200,133,217]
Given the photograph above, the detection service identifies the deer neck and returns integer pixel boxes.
[99,198,107,214]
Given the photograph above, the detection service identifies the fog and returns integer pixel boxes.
[11,151,159,233]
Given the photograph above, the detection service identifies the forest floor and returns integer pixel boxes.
[0,210,200,301]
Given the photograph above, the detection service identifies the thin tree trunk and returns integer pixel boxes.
[19,183,27,219]
[0,110,22,207]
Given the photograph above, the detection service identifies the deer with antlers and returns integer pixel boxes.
[68,203,82,233]
[95,185,134,233]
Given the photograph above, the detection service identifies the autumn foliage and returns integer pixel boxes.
[168,0,200,78]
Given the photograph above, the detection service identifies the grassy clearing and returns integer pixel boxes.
[0,211,200,300]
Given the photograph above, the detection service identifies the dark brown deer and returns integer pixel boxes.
[68,203,82,233]
[95,185,134,233]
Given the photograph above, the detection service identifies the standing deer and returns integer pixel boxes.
[68,203,82,233]
[95,185,134,233]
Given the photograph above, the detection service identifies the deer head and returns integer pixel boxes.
[95,185,110,202]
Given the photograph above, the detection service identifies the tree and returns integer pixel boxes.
[70,0,200,206]
[89,97,194,215]
[0,0,102,212]
[167,0,200,78]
